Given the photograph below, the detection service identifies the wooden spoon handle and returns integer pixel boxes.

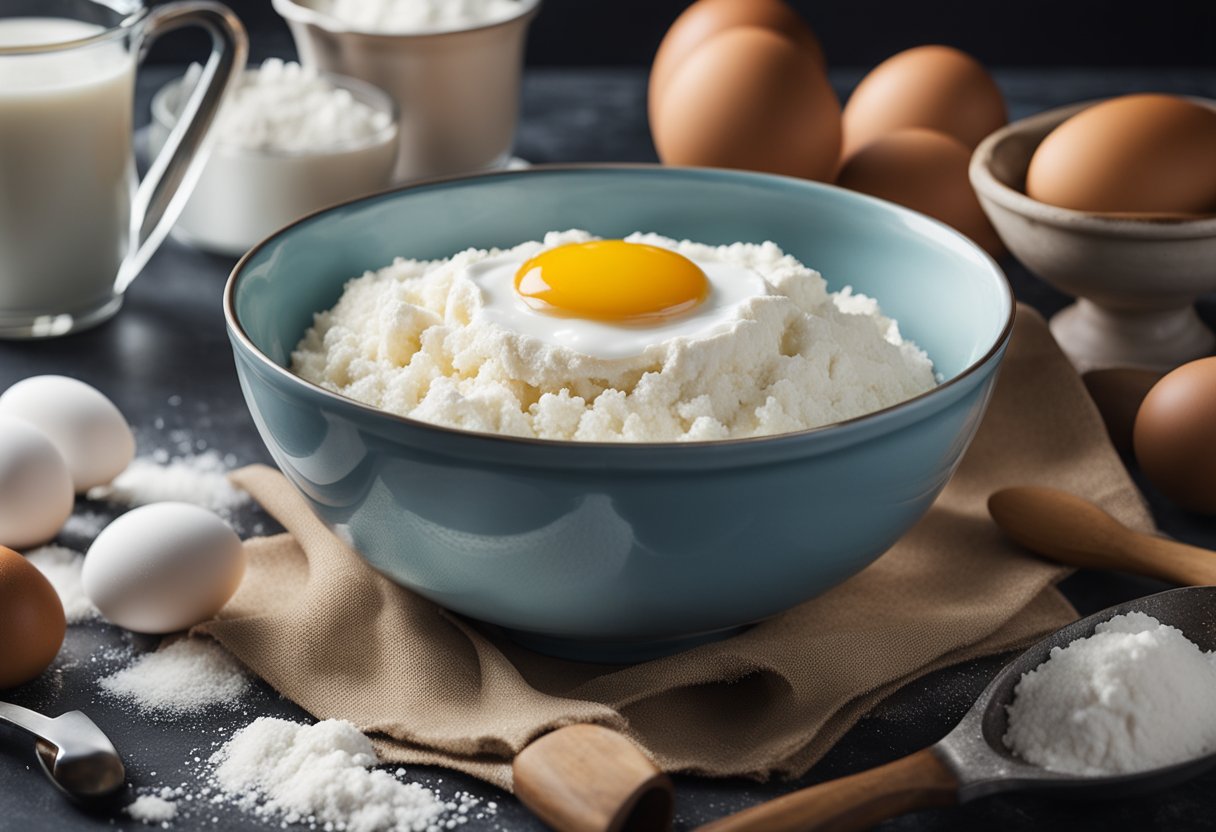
[514,724,673,832]
[695,747,958,832]
[988,486,1216,586]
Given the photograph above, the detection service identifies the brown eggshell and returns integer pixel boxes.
[649,0,823,122]
[1026,94,1216,215]
[0,545,65,689]
[652,26,841,182]
[835,128,1004,257]
[842,45,1007,159]
[1134,357,1216,514]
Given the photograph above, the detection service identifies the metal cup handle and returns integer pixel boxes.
[116,2,247,292]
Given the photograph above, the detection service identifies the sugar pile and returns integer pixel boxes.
[1004,611,1216,775]
[211,718,471,832]
[328,0,520,32]
[127,794,179,825]
[87,449,249,520]
[180,58,393,153]
[100,638,251,715]
[24,545,97,623]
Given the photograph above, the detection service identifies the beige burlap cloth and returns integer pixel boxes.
[197,305,1153,791]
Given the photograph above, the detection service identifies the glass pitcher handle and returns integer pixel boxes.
[116,2,247,292]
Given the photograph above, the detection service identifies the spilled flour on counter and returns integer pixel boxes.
[100,638,251,715]
[1004,611,1216,775]
[211,718,478,832]
[127,794,179,825]
[88,450,249,519]
[24,545,98,623]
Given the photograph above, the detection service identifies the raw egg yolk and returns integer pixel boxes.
[514,240,710,323]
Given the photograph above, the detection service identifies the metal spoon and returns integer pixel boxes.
[0,701,125,800]
[697,586,1216,832]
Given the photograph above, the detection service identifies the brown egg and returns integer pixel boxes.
[652,26,841,182]
[649,0,823,121]
[836,128,1003,256]
[1026,95,1216,215]
[0,545,65,689]
[842,45,1007,159]
[1134,357,1216,514]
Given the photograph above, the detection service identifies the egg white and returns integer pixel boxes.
[464,245,772,360]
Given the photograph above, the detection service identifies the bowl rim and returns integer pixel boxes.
[272,0,542,39]
[224,163,1015,452]
[970,98,1216,240]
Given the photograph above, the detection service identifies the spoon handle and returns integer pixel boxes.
[0,700,57,740]
[695,747,959,832]
[988,486,1216,586]
[513,724,673,832]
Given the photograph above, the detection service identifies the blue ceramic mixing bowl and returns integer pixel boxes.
[225,165,1013,661]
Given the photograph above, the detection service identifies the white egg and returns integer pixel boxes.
[0,375,135,491]
[0,415,74,549]
[82,502,245,634]
[464,249,771,359]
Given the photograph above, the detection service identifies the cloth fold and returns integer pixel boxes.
[198,304,1152,791]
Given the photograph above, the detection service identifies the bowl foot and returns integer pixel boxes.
[501,625,750,664]
[1050,299,1215,373]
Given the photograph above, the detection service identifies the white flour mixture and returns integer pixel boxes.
[99,638,250,715]
[327,0,520,32]
[1004,611,1216,775]
[212,718,477,832]
[293,231,935,442]
[179,58,393,153]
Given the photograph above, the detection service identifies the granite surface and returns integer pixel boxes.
[1,66,1215,831]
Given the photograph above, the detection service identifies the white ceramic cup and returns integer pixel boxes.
[272,0,540,182]
[0,0,246,338]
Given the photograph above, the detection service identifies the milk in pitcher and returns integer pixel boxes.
[0,18,136,317]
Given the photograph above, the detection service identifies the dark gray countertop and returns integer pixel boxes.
[2,66,1216,832]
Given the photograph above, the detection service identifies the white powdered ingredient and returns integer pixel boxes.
[293,230,935,442]
[87,450,248,518]
[23,545,98,623]
[1004,611,1216,775]
[179,58,392,153]
[327,0,520,32]
[211,718,452,832]
[100,638,250,714]
[127,794,178,824]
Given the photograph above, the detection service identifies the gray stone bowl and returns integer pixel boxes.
[969,100,1216,372]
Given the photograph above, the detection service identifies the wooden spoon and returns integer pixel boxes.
[694,586,1216,832]
[988,486,1216,585]
[514,724,674,832]
[696,747,958,832]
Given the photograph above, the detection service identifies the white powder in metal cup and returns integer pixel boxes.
[211,718,459,832]
[23,545,98,623]
[327,0,520,32]
[1004,611,1216,775]
[100,638,251,715]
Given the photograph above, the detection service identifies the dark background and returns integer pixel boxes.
[149,0,1216,68]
